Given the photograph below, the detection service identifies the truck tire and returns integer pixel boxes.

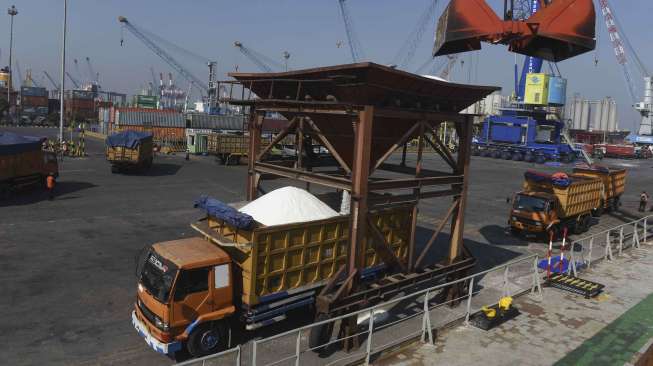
[480,149,491,158]
[491,150,502,159]
[535,155,546,164]
[187,321,229,357]
[501,151,512,160]
[309,313,334,352]
[512,152,523,161]
[524,153,535,163]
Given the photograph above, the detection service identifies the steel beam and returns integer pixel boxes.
[255,117,298,161]
[304,118,352,174]
[369,175,464,191]
[254,162,351,190]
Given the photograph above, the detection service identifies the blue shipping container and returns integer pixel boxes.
[547,77,567,106]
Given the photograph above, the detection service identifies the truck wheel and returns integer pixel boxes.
[309,313,334,352]
[187,321,228,357]
[480,150,491,158]
[512,152,523,161]
[524,153,534,163]
[535,155,546,164]
[491,150,502,159]
[501,151,512,160]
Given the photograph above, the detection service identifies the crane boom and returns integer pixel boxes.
[43,71,60,89]
[66,71,80,88]
[391,0,439,69]
[118,16,208,93]
[85,57,99,84]
[234,41,284,73]
[337,0,364,62]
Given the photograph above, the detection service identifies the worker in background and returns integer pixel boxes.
[640,191,649,212]
[46,174,56,201]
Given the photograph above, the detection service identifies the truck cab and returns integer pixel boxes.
[509,192,558,234]
[132,237,235,357]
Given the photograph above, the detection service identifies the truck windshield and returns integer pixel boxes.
[513,195,548,212]
[139,251,177,303]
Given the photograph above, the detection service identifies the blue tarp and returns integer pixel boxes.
[106,130,153,149]
[0,132,44,156]
[525,170,571,188]
[194,196,254,230]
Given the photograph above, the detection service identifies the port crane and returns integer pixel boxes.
[337,0,364,62]
[596,0,652,137]
[65,71,80,89]
[43,71,60,89]
[233,41,287,73]
[85,57,100,86]
[391,0,440,70]
[118,16,216,100]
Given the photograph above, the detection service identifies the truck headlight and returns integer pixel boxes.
[154,316,170,332]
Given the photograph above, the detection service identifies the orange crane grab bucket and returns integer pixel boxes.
[433,0,596,62]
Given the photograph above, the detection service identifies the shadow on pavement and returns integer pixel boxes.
[0,181,97,207]
[118,163,182,177]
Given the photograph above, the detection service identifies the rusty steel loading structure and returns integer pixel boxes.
[219,62,499,349]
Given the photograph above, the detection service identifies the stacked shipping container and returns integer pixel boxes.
[20,87,49,117]
[108,107,186,150]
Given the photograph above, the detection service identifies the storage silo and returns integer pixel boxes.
[600,98,611,131]
[608,98,618,131]
[581,100,591,130]
[573,99,583,129]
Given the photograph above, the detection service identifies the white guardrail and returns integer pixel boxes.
[176,215,652,366]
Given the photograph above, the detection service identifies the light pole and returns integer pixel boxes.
[59,0,67,143]
[7,5,17,123]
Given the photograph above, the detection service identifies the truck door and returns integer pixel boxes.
[171,267,213,328]
[211,264,233,311]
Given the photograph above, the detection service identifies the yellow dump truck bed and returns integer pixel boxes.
[207,134,270,156]
[572,167,626,203]
[523,175,602,218]
[194,205,413,306]
[106,140,153,164]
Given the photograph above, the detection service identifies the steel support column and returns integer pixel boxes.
[247,111,264,200]
[448,116,473,263]
[349,105,374,275]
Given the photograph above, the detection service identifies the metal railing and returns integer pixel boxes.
[565,215,651,277]
[176,345,241,366]
[179,215,652,366]
[250,254,541,366]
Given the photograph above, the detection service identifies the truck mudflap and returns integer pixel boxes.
[131,311,182,355]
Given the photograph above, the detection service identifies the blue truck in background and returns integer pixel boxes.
[472,109,578,164]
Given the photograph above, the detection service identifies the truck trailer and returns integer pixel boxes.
[105,130,154,173]
[0,132,58,197]
[572,166,626,213]
[509,171,603,237]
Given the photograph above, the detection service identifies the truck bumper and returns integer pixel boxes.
[131,311,182,355]
[510,220,546,233]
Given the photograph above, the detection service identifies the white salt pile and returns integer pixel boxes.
[239,186,339,226]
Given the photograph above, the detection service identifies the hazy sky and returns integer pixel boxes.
[1,0,651,131]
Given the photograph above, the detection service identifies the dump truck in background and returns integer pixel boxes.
[0,132,58,197]
[106,130,154,173]
[131,190,418,357]
[207,133,272,165]
[572,166,626,213]
[509,171,603,237]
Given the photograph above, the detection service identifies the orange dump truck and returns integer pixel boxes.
[509,171,603,237]
[132,199,413,357]
[0,132,58,197]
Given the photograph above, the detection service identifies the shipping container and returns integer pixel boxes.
[524,73,550,105]
[547,77,567,106]
[114,108,184,127]
[21,95,48,108]
[187,113,246,130]
[21,86,48,97]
